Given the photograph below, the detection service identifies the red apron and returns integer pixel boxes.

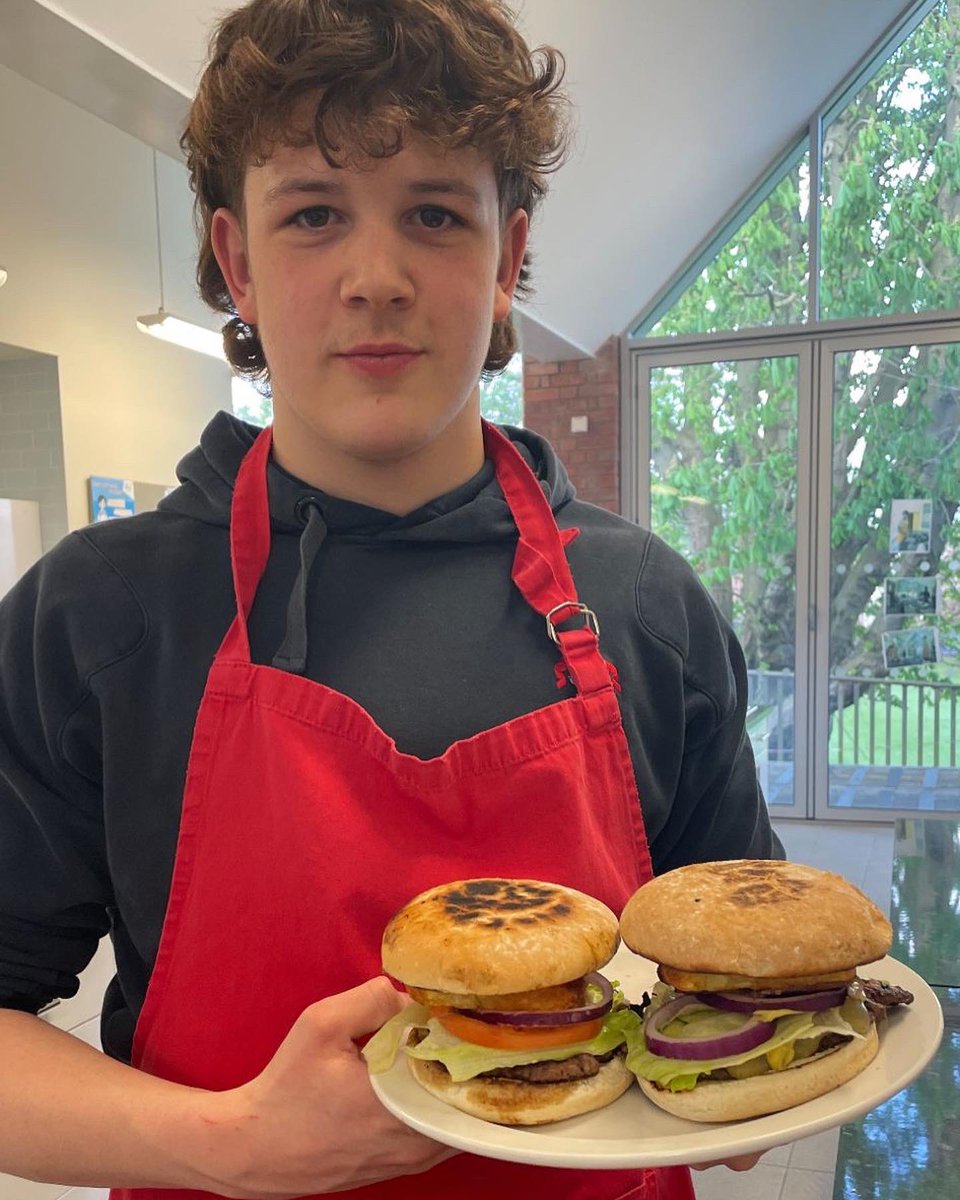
[111,421,694,1200]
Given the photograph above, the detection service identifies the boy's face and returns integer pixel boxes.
[212,127,527,492]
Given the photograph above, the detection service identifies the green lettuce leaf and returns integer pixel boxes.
[362,1001,432,1075]
[624,999,870,1093]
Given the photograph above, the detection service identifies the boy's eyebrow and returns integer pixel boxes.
[262,177,485,206]
[263,178,343,205]
[407,179,485,205]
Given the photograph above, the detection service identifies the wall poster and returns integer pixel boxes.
[88,476,136,522]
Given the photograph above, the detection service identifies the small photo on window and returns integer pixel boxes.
[882,626,940,671]
[889,499,932,554]
[884,576,939,617]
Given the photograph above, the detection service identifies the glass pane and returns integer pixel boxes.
[650,356,800,807]
[820,0,960,321]
[480,352,524,425]
[231,376,273,427]
[828,340,960,811]
[646,153,809,337]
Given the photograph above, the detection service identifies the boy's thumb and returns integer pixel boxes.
[314,975,407,1042]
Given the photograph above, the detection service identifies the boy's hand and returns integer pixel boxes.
[183,977,456,1197]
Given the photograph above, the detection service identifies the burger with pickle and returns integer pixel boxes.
[363,878,641,1126]
[618,859,912,1122]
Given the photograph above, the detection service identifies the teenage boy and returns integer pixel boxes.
[0,1,780,1197]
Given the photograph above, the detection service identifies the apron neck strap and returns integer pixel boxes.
[482,422,613,699]
[222,425,274,662]
[482,420,582,620]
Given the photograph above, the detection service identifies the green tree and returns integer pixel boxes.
[648,0,960,703]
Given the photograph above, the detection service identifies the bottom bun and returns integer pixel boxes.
[408,1054,633,1126]
[638,1021,879,1123]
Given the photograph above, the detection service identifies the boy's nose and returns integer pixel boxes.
[340,231,415,310]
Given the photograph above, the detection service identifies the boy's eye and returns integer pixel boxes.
[292,206,332,229]
[417,206,457,230]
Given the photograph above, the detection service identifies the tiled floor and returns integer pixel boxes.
[695,816,959,1200]
[692,818,895,1200]
[831,817,960,1200]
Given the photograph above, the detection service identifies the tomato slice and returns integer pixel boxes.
[435,1011,605,1050]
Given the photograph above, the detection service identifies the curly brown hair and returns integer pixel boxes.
[181,0,569,383]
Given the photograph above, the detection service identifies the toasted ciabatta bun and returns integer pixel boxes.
[638,1021,879,1122]
[409,1053,634,1126]
[620,860,891,981]
[382,878,620,994]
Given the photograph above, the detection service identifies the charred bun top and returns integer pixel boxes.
[382,878,620,994]
[619,859,892,979]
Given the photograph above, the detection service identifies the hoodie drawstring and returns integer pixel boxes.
[272,500,328,674]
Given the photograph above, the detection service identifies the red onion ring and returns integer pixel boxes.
[695,986,848,1013]
[451,972,614,1027]
[645,995,775,1061]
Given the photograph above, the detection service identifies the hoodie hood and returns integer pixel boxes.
[159,410,576,544]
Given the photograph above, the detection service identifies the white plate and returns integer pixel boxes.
[370,950,943,1169]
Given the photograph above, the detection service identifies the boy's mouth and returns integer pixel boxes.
[337,343,425,377]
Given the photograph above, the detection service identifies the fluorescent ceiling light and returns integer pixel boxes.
[136,150,226,362]
[137,310,226,360]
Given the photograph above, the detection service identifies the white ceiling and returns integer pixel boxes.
[4,0,912,357]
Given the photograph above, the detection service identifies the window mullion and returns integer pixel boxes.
[807,114,823,326]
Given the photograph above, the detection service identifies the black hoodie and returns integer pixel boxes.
[0,413,781,1061]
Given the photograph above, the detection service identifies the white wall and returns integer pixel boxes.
[0,66,230,1199]
[0,498,42,597]
[0,63,231,531]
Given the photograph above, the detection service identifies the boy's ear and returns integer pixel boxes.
[211,208,258,326]
[493,208,529,323]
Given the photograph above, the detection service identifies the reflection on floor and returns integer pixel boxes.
[764,763,960,810]
[693,817,959,1200]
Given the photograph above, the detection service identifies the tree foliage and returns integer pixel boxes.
[647,0,960,699]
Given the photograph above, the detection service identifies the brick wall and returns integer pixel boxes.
[522,335,621,513]
[0,355,68,550]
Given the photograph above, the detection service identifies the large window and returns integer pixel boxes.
[635,0,960,336]
[626,0,960,819]
[650,352,803,806]
[647,154,809,337]
[821,1,960,321]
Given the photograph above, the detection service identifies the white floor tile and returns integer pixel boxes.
[0,1175,67,1200]
[692,1162,786,1200]
[760,1142,793,1167]
[787,1127,840,1170]
[779,1168,835,1200]
[55,1191,110,1200]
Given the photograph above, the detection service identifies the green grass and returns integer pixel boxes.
[828,680,960,767]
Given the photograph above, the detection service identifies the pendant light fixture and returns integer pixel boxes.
[136,149,225,360]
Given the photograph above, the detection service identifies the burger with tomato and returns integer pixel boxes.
[364,878,641,1125]
[619,859,910,1122]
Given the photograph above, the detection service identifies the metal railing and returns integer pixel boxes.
[831,674,958,768]
[746,669,960,768]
